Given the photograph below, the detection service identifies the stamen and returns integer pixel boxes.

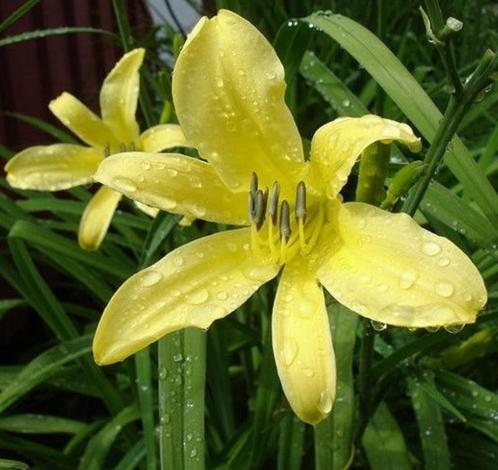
[119,143,126,153]
[129,142,136,151]
[295,181,306,222]
[104,143,111,158]
[269,181,280,225]
[254,190,266,230]
[279,200,291,242]
[250,172,258,196]
[248,192,256,222]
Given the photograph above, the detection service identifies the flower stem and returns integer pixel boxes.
[355,321,375,443]
[134,349,156,470]
[403,18,497,216]
[159,329,206,470]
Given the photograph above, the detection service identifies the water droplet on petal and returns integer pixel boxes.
[243,265,275,281]
[444,324,465,334]
[435,281,454,298]
[303,368,315,377]
[280,338,298,367]
[140,270,163,287]
[399,269,418,289]
[216,291,228,300]
[422,241,441,256]
[141,160,151,170]
[113,176,137,193]
[371,320,387,331]
[318,390,333,414]
[186,288,209,305]
[172,255,184,267]
[438,257,450,267]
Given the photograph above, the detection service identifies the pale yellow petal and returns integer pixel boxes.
[309,115,421,198]
[173,10,304,196]
[140,124,189,152]
[5,144,102,191]
[78,186,122,251]
[100,48,144,144]
[316,202,487,328]
[134,201,159,218]
[95,152,248,225]
[93,228,279,364]
[273,256,336,425]
[49,92,115,148]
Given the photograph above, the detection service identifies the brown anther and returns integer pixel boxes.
[254,189,266,230]
[295,181,306,222]
[269,181,280,225]
[119,143,126,152]
[280,200,291,242]
[104,143,111,158]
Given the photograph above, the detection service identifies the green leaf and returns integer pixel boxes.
[78,405,140,470]
[362,402,412,470]
[302,13,498,230]
[314,304,358,470]
[408,376,451,470]
[0,298,26,321]
[300,50,366,117]
[0,336,92,413]
[0,414,86,434]
[421,182,498,255]
[0,459,29,470]
[0,27,114,47]
[0,0,39,34]
[114,439,146,470]
[436,370,498,442]
[2,112,77,143]
[277,414,305,470]
[9,220,133,280]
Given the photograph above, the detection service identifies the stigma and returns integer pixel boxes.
[248,172,324,264]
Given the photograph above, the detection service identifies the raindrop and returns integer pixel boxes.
[140,270,163,287]
[422,241,441,256]
[371,320,387,331]
[141,160,151,170]
[186,288,209,305]
[399,270,418,289]
[280,338,298,367]
[444,324,465,334]
[318,390,333,414]
[216,291,228,300]
[438,257,450,267]
[172,255,184,267]
[173,353,183,363]
[303,368,315,377]
[435,281,454,298]
[113,176,137,193]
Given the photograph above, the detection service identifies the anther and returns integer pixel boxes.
[129,142,136,151]
[280,200,291,242]
[250,172,258,196]
[119,143,126,153]
[254,190,266,230]
[269,181,280,225]
[104,143,111,158]
[248,192,256,221]
[295,181,307,222]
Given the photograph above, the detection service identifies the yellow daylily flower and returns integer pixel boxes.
[92,10,487,424]
[4,48,188,250]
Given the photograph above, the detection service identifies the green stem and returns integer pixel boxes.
[402,49,497,216]
[355,143,389,206]
[134,350,156,470]
[159,330,206,470]
[355,321,375,442]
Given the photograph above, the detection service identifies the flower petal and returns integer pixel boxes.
[140,124,189,152]
[5,144,102,190]
[78,186,122,251]
[134,201,159,218]
[95,153,248,225]
[316,202,487,328]
[99,48,144,144]
[93,228,278,364]
[49,92,115,148]
[273,256,336,425]
[309,115,421,198]
[173,10,304,194]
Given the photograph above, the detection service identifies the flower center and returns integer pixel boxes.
[103,142,138,157]
[248,172,324,265]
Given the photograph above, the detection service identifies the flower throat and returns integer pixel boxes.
[248,172,324,264]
